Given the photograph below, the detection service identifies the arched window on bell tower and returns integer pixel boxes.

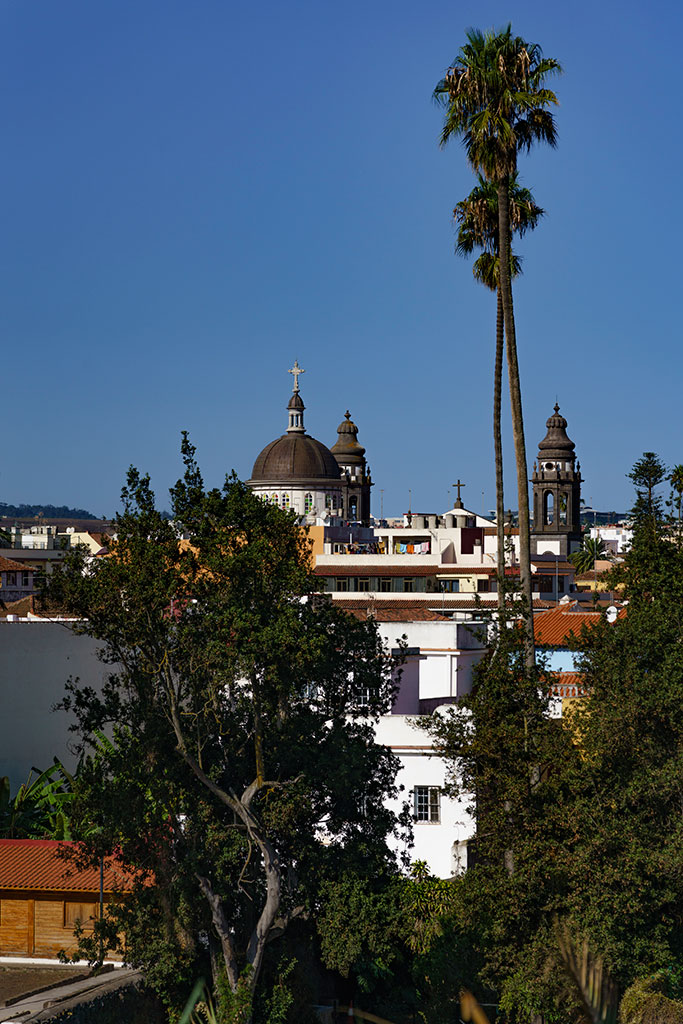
[544,491,554,526]
[559,493,568,525]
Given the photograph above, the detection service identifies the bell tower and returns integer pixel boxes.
[330,411,373,525]
[531,404,582,556]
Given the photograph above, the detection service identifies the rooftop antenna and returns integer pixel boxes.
[380,489,384,520]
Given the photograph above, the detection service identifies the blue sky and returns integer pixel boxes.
[1,0,678,517]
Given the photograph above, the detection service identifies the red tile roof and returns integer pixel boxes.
[0,596,35,618]
[0,840,139,893]
[550,671,587,698]
[0,555,29,572]
[534,602,602,646]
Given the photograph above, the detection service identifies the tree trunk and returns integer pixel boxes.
[497,176,535,666]
[494,285,506,618]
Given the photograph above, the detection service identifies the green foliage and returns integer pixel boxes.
[47,436,404,1016]
[317,864,481,1022]
[434,25,562,179]
[620,975,683,1024]
[627,451,667,539]
[0,759,75,838]
[454,172,544,290]
[570,536,607,575]
[419,454,683,1019]
[0,502,98,519]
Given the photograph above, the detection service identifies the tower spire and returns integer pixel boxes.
[286,362,305,433]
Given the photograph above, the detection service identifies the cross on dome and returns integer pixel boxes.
[288,360,305,393]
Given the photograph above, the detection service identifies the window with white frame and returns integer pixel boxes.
[413,786,440,822]
[356,686,377,707]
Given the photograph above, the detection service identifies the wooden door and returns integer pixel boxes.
[0,898,32,955]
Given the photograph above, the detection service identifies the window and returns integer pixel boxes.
[543,491,554,525]
[335,578,349,592]
[281,494,290,510]
[558,576,565,592]
[22,572,30,587]
[356,686,377,707]
[357,578,370,592]
[304,493,313,513]
[6,573,16,586]
[477,578,490,593]
[325,493,333,509]
[559,493,568,525]
[536,575,554,593]
[64,902,97,930]
[349,496,358,519]
[413,786,440,823]
[440,579,460,593]
[379,578,392,593]
[271,493,279,505]
[402,578,414,593]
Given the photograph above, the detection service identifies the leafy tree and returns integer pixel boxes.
[435,26,561,661]
[317,863,478,1023]
[48,437,405,1022]
[454,173,544,614]
[565,485,683,987]
[0,502,98,519]
[414,454,683,1021]
[423,620,578,1021]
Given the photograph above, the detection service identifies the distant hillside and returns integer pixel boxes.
[0,503,98,520]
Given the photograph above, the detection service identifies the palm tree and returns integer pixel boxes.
[454,174,543,616]
[570,536,607,575]
[435,26,561,663]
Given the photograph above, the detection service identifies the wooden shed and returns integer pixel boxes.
[0,840,135,959]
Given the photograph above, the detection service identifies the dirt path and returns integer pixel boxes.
[0,965,88,1005]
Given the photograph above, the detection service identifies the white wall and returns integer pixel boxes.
[0,622,108,789]
[375,713,473,878]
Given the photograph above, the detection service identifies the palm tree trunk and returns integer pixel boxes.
[497,176,535,666]
[494,286,506,617]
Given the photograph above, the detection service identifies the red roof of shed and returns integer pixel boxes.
[0,840,139,893]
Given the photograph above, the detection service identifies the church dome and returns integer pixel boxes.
[538,404,576,458]
[250,434,342,483]
[331,411,366,464]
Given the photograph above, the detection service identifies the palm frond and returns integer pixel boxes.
[556,924,619,1024]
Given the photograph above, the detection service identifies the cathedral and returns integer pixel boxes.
[249,366,584,562]
[247,362,372,525]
